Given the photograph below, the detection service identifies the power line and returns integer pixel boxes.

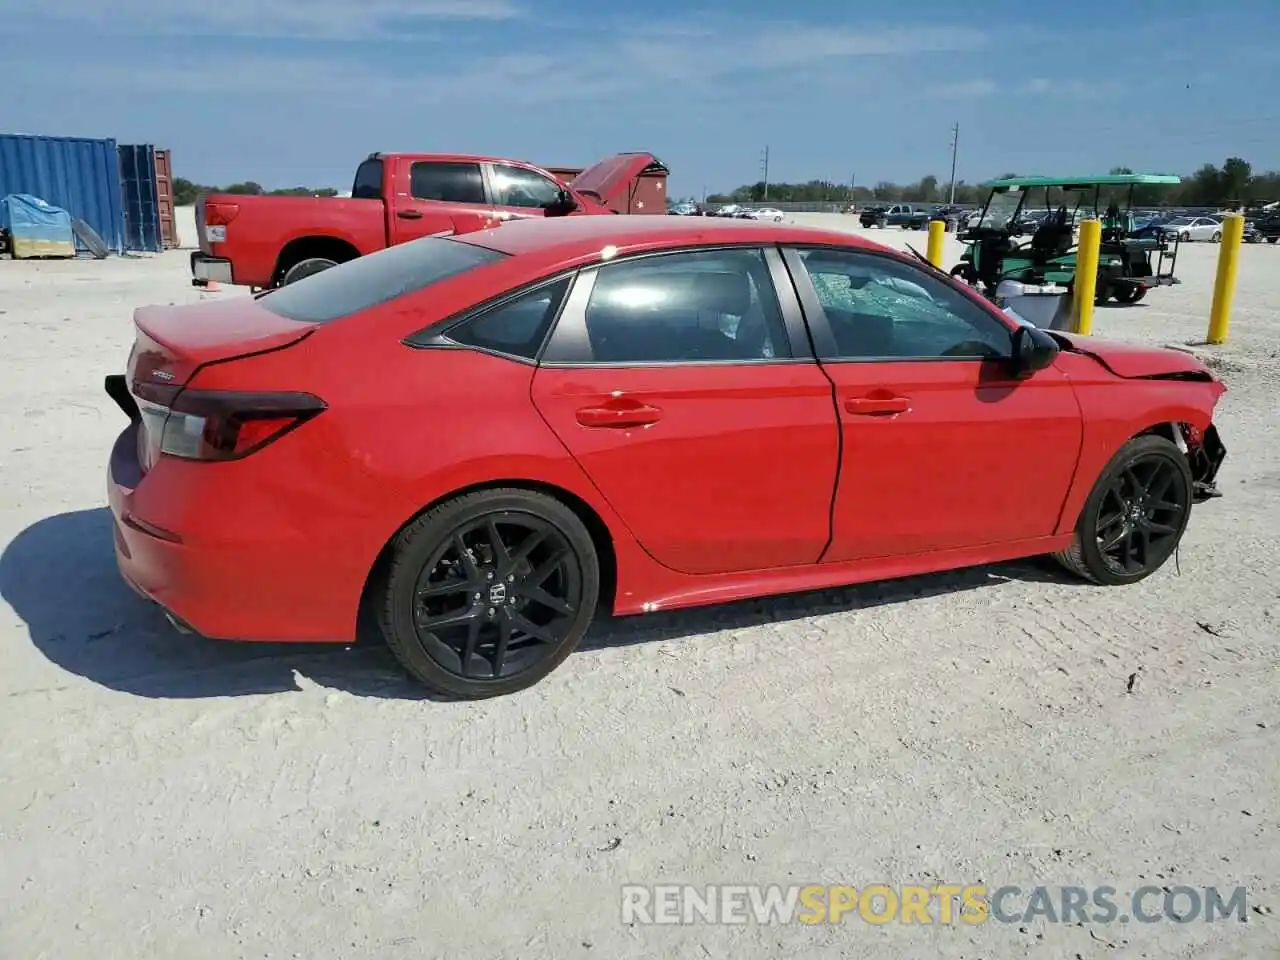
[760,146,770,201]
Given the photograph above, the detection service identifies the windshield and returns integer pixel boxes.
[977,189,1024,229]
[1166,217,1193,226]
[258,236,507,323]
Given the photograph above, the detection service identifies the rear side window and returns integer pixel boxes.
[352,159,383,199]
[257,237,507,324]
[443,277,571,360]
[410,162,486,204]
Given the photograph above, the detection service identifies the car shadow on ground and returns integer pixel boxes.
[2,507,1087,702]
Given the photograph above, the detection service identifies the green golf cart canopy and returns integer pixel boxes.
[981,174,1183,190]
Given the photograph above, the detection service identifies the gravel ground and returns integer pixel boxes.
[1,232,1277,960]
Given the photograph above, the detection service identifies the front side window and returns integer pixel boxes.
[794,249,1012,360]
[557,248,791,364]
[410,162,486,204]
[257,237,506,324]
[489,164,563,209]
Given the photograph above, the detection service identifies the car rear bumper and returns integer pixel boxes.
[190,251,233,285]
[104,377,360,643]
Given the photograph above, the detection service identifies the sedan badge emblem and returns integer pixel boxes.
[153,369,174,381]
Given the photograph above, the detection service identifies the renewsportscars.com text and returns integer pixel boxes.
[621,884,1249,926]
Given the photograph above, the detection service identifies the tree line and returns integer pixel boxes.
[704,157,1280,208]
[173,178,337,205]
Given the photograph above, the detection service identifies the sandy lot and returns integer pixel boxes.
[1,229,1277,960]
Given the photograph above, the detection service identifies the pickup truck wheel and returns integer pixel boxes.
[281,257,339,286]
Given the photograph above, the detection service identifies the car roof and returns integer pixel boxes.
[452,214,883,261]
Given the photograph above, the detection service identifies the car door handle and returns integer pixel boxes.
[397,210,424,220]
[845,396,910,416]
[575,403,663,428]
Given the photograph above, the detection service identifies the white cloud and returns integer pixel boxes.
[928,76,1120,101]
[4,17,991,106]
[929,78,999,98]
[4,0,523,41]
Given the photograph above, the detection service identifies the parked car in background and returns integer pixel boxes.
[668,201,699,216]
[108,215,1227,699]
[861,204,925,228]
[190,151,667,289]
[1130,215,1172,239]
[1158,216,1223,242]
[1251,210,1280,243]
[746,207,786,222]
[712,204,742,217]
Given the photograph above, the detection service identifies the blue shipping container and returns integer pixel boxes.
[118,143,162,253]
[0,134,125,254]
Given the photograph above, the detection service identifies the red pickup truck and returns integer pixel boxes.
[191,151,668,289]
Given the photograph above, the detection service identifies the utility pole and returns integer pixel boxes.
[760,146,770,201]
[948,123,959,204]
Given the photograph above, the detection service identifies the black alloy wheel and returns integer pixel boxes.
[1054,435,1193,585]
[379,489,599,698]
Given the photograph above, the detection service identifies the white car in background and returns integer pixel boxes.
[1160,216,1224,242]
[744,207,786,222]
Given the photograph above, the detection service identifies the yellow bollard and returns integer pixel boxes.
[1072,219,1102,335]
[926,218,946,268]
[1207,213,1245,344]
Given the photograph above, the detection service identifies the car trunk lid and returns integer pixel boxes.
[129,297,317,387]
[114,298,318,473]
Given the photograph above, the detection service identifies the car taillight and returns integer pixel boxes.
[138,388,325,462]
[203,202,240,226]
[202,201,239,244]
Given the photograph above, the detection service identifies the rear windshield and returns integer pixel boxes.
[258,237,508,323]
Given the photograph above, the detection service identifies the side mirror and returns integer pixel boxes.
[544,188,579,217]
[1009,324,1059,378]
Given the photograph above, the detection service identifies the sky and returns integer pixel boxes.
[2,0,1277,197]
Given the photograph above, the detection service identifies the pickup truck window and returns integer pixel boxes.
[410,162,486,204]
[352,159,383,199]
[490,164,563,209]
[257,237,506,324]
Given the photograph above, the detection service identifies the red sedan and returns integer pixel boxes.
[105,216,1228,698]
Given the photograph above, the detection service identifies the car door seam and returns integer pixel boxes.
[775,244,841,564]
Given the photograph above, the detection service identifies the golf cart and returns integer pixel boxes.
[950,173,1183,304]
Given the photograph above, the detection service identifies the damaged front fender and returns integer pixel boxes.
[1183,422,1227,502]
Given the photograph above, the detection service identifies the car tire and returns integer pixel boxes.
[1211,231,1222,243]
[1053,434,1194,586]
[377,488,601,699]
[1268,237,1278,244]
[281,257,339,285]
[1180,231,1191,242]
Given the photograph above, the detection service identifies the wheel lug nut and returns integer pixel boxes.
[486,571,494,580]
[473,592,481,601]
[507,575,514,582]
[487,607,495,617]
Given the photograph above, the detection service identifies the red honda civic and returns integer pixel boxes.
[105,216,1227,698]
